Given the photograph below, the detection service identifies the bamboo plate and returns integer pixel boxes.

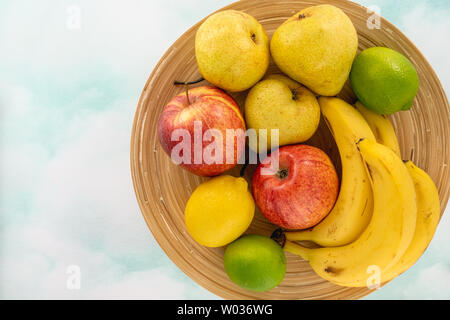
[130,0,449,299]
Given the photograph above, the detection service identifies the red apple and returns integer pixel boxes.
[252,144,339,229]
[158,86,246,176]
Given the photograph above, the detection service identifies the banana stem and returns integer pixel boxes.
[284,240,312,261]
[284,231,312,242]
[271,228,313,261]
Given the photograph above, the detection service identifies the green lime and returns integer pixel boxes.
[223,234,286,292]
[350,47,419,115]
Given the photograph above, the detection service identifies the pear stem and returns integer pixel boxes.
[240,153,250,177]
[291,89,298,100]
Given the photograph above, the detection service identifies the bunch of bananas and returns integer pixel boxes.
[272,97,441,287]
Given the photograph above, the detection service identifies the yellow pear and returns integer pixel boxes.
[244,74,320,152]
[195,10,270,92]
[270,5,358,96]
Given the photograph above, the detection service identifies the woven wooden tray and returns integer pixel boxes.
[130,0,449,299]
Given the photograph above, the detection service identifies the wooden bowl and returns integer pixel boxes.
[130,0,449,299]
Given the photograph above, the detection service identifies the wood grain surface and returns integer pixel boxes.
[130,0,449,299]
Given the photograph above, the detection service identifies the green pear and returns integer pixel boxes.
[270,5,358,96]
[195,10,270,92]
[245,74,320,152]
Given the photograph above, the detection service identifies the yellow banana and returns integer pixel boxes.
[354,102,440,283]
[280,140,417,287]
[379,161,440,283]
[285,97,375,246]
[355,101,401,157]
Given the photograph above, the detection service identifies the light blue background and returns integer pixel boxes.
[0,0,449,299]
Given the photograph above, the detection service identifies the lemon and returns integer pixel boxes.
[224,234,286,292]
[185,175,255,247]
[350,47,419,115]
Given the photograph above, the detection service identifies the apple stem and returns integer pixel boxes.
[173,78,205,106]
[276,168,289,180]
[184,83,191,105]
